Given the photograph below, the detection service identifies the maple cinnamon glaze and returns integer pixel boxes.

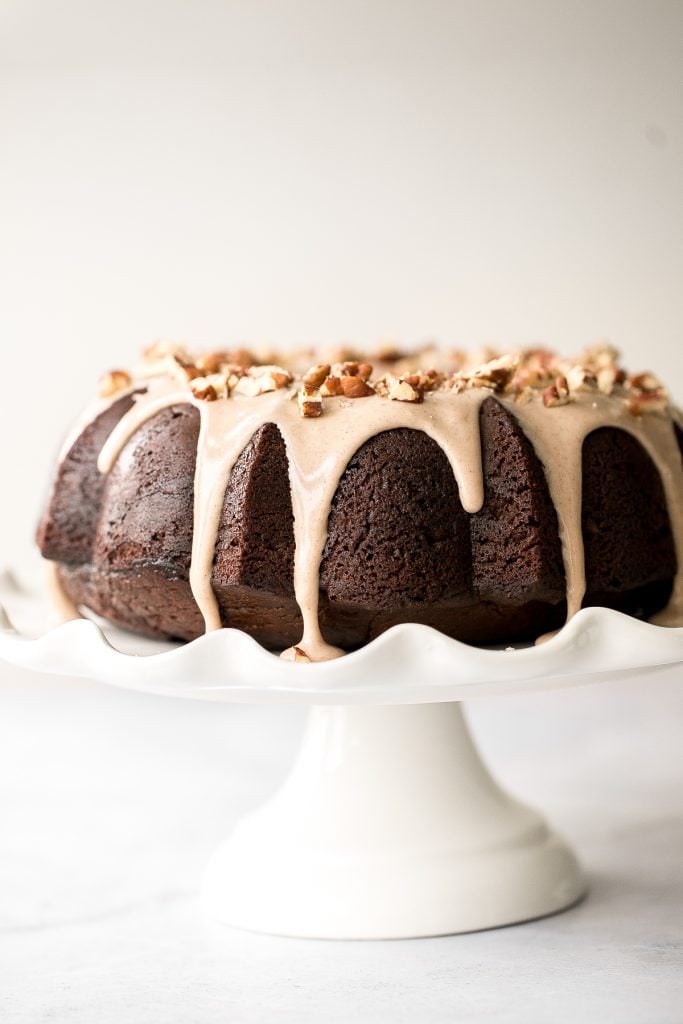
[40,343,683,660]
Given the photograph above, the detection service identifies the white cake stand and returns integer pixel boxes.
[1,568,682,939]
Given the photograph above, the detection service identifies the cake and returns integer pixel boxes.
[37,342,683,660]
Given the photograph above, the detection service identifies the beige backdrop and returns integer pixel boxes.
[1,0,681,562]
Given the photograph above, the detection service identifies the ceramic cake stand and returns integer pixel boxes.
[1,568,682,940]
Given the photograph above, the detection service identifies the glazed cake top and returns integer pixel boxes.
[47,339,682,661]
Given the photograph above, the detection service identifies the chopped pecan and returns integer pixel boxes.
[233,365,292,396]
[626,371,663,393]
[320,376,343,397]
[542,375,571,407]
[471,354,518,392]
[297,383,323,417]
[627,390,668,415]
[168,353,203,382]
[566,365,597,394]
[99,369,132,398]
[190,373,228,401]
[190,379,218,401]
[303,364,331,388]
[339,375,375,398]
[596,366,625,395]
[387,375,423,403]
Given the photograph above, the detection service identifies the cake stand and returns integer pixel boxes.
[1,567,681,940]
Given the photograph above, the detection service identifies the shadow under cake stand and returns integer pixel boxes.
[1,571,681,939]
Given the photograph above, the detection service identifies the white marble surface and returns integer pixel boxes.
[1,661,681,1023]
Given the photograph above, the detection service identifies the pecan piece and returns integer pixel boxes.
[297,383,323,417]
[99,369,132,398]
[542,375,571,407]
[339,375,375,398]
[387,376,423,403]
[303,364,331,388]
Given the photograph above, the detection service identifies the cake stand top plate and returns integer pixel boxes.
[1,569,681,704]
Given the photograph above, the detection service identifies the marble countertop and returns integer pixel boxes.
[1,661,681,1023]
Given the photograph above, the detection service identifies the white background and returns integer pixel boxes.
[1,3,682,1021]
[1,0,682,561]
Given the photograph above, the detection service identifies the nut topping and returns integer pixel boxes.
[584,342,621,370]
[108,342,674,423]
[190,374,228,401]
[626,391,668,415]
[194,351,229,374]
[626,372,663,393]
[470,354,518,392]
[99,369,132,398]
[404,369,444,392]
[596,366,626,395]
[190,380,218,402]
[232,365,292,397]
[303,364,331,388]
[624,370,667,414]
[320,375,343,397]
[297,383,323,418]
[542,375,570,407]
[167,353,203,383]
[566,365,597,393]
[386,375,423,403]
[339,375,375,398]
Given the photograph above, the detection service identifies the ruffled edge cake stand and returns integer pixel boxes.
[1,567,682,939]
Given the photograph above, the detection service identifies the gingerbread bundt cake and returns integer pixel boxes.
[37,343,683,660]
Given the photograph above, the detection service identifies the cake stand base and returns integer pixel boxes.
[202,702,584,939]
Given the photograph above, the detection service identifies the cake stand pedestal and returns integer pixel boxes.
[203,702,581,938]
[1,570,681,939]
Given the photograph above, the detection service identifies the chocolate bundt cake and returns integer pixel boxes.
[37,342,683,660]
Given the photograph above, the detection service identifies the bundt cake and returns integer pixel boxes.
[37,342,683,660]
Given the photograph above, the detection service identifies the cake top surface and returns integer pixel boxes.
[97,340,671,420]
[47,338,683,661]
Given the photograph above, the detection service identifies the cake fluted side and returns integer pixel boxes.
[37,375,682,655]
